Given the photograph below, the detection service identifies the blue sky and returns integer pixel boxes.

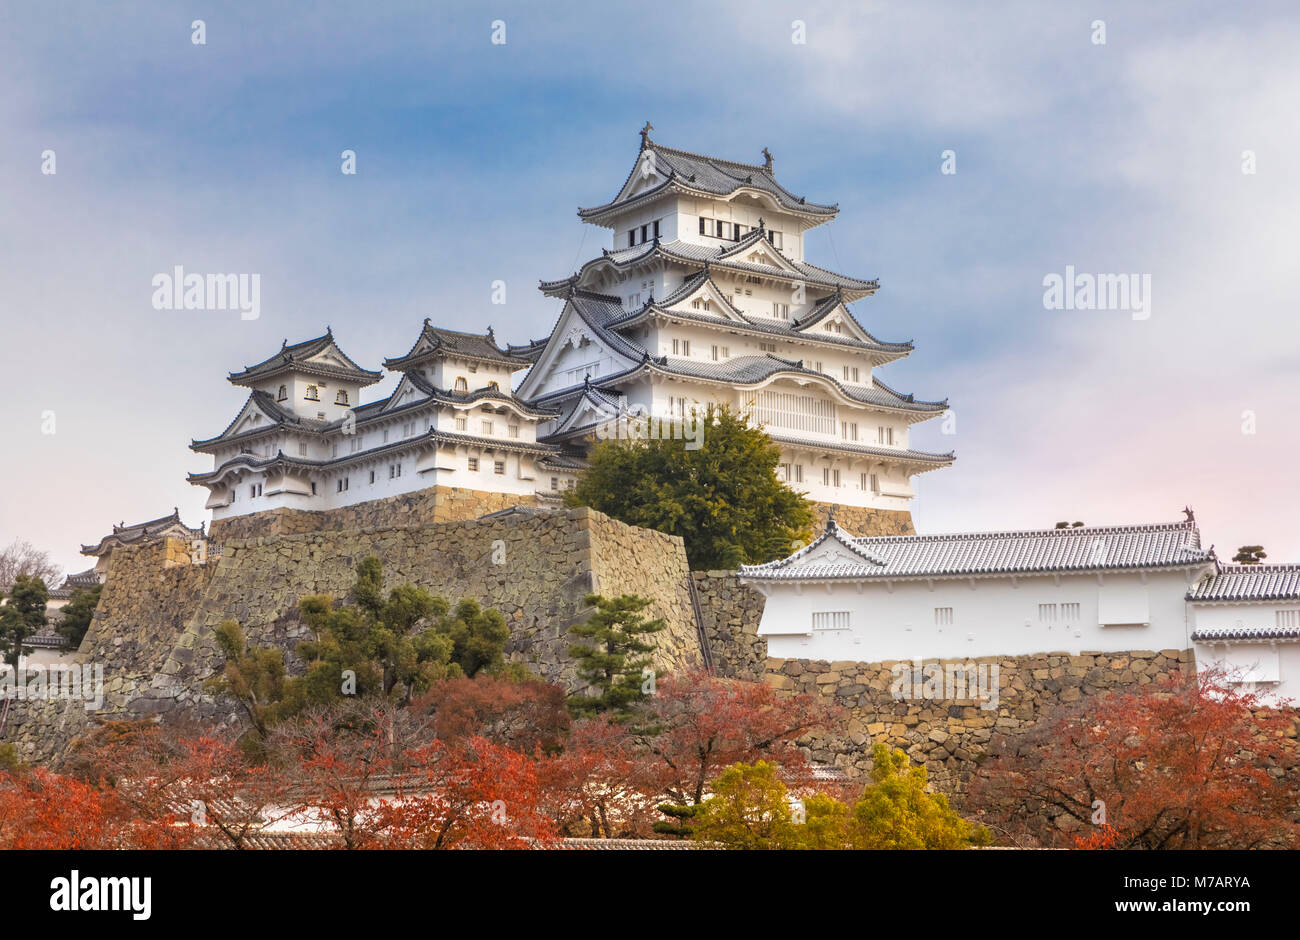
[3,1,1298,575]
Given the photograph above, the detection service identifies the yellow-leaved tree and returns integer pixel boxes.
[693,744,991,849]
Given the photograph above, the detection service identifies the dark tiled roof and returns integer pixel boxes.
[741,518,1213,581]
[48,568,101,600]
[385,321,531,370]
[540,238,878,299]
[189,430,559,485]
[227,330,382,386]
[609,271,911,357]
[81,510,204,556]
[578,137,837,223]
[1188,565,1300,602]
[537,837,708,850]
[764,432,954,467]
[642,355,948,414]
[1192,626,1300,642]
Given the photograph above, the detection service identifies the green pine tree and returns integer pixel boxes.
[57,582,102,649]
[566,593,664,719]
[0,574,49,667]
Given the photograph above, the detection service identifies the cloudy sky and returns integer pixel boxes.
[2,1,1297,576]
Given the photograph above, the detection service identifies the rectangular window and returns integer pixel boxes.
[794,464,803,483]
[456,416,467,431]
[369,470,375,485]
[482,420,493,435]
[1061,602,1080,622]
[840,422,858,441]
[468,457,479,471]
[721,345,729,358]
[508,424,519,438]
[628,230,636,248]
[878,426,894,445]
[310,482,317,495]
[682,340,690,356]
[711,344,719,361]
[641,224,648,242]
[1278,610,1300,629]
[550,477,558,491]
[934,607,954,626]
[814,360,823,372]
[494,460,505,475]
[299,442,307,456]
[773,302,789,319]
[672,339,679,355]
[652,219,660,239]
[768,230,783,249]
[715,219,725,238]
[758,342,777,353]
[822,468,840,487]
[870,473,879,494]
[331,443,338,458]
[1038,603,1058,623]
[812,611,851,631]
[699,217,707,235]
[382,429,389,443]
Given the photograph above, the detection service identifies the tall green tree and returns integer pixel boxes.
[566,403,814,569]
[57,583,102,648]
[0,574,49,667]
[566,593,664,719]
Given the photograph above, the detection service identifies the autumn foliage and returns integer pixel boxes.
[968,669,1300,849]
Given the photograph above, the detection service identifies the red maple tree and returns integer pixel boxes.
[630,671,840,807]
[968,669,1300,849]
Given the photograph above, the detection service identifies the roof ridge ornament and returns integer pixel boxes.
[762,147,773,171]
[639,121,653,148]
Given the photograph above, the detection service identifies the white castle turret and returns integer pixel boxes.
[511,125,954,529]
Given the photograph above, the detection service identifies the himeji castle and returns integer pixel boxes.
[511,124,953,531]
[188,127,954,535]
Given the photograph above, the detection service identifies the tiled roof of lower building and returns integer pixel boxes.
[1187,565,1300,602]
[1191,626,1300,642]
[741,518,1213,581]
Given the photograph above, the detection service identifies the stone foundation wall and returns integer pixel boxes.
[208,486,538,541]
[810,502,914,537]
[766,649,1194,793]
[690,572,766,681]
[6,507,705,765]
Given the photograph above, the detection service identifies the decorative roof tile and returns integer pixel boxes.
[578,136,837,223]
[385,321,531,370]
[228,330,382,387]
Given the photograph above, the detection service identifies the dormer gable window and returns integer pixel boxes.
[305,385,320,401]
[335,390,349,405]
[454,377,468,394]
[277,385,288,402]
[488,381,500,391]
